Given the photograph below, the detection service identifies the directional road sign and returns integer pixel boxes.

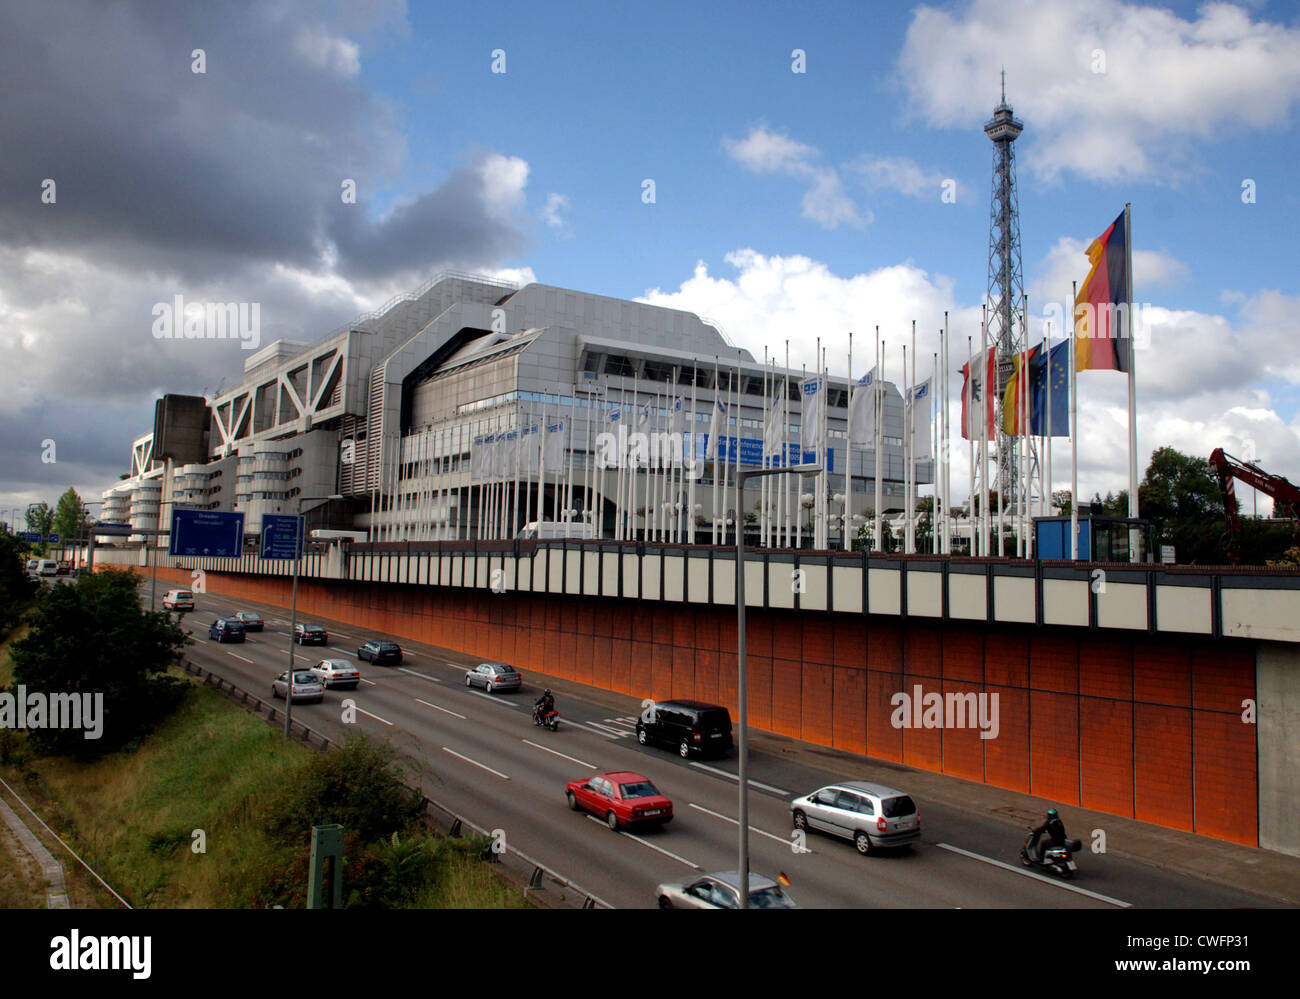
[260,514,303,560]
[169,510,244,557]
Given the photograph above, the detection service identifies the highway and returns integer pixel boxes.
[166,586,1282,910]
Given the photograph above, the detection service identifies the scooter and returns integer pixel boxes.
[532,705,560,731]
[1020,828,1082,879]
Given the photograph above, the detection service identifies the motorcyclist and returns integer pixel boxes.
[534,688,556,721]
[1029,808,1066,862]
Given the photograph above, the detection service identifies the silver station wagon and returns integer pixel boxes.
[790,780,921,855]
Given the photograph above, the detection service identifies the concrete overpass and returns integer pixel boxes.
[95,540,1300,857]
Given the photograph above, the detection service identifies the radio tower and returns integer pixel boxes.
[984,71,1032,519]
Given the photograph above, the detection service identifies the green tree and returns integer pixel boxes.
[1136,448,1227,564]
[0,531,37,637]
[1051,490,1073,516]
[9,568,188,758]
[264,736,424,846]
[26,502,53,540]
[52,488,88,543]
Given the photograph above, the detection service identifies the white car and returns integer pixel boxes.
[162,588,195,611]
[310,659,361,690]
[656,872,797,909]
[271,670,324,703]
[790,781,921,854]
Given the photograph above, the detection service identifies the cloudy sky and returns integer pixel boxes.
[2,0,1298,523]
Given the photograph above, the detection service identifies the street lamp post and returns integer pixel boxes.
[736,462,819,908]
[285,494,343,738]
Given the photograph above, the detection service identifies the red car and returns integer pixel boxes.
[565,771,674,831]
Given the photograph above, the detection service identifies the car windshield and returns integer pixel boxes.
[619,780,659,799]
[749,885,796,909]
[379,643,399,651]
[698,709,730,730]
[493,664,515,673]
[293,673,315,683]
[881,795,916,818]
[304,625,323,632]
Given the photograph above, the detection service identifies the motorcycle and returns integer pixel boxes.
[1020,828,1082,879]
[532,705,560,731]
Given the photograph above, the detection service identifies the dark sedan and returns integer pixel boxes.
[233,611,264,632]
[357,640,402,665]
[208,618,246,643]
[294,623,328,645]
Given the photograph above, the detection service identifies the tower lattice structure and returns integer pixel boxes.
[983,73,1036,512]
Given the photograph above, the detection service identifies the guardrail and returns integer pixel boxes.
[178,659,613,909]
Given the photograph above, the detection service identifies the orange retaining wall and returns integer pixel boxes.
[136,565,1259,846]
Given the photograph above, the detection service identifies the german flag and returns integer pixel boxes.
[1074,210,1130,372]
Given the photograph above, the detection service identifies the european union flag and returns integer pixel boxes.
[1029,340,1070,437]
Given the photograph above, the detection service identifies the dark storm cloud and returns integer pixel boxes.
[0,0,525,278]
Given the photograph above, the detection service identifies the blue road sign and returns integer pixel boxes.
[19,532,41,543]
[260,514,303,560]
[47,533,59,544]
[169,510,244,557]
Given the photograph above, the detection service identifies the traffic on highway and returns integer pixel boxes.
[162,584,1281,911]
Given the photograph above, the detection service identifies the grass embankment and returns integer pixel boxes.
[0,638,528,908]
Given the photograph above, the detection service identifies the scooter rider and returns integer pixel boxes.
[1029,808,1066,862]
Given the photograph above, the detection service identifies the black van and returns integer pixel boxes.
[636,700,733,758]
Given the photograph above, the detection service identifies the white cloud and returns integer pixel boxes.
[478,152,529,222]
[849,155,948,198]
[292,26,362,77]
[722,126,867,229]
[639,247,1300,505]
[542,192,571,232]
[898,0,1300,183]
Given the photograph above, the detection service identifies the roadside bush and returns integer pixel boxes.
[9,568,187,758]
[263,736,424,846]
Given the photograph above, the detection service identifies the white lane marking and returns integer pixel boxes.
[935,843,1131,908]
[688,761,789,796]
[225,652,254,664]
[354,706,394,726]
[470,691,518,708]
[587,722,628,737]
[687,802,810,851]
[585,816,699,869]
[443,747,509,780]
[523,739,596,769]
[359,678,377,686]
[416,698,466,720]
[602,717,637,731]
[398,667,442,684]
[562,719,620,740]
[445,660,466,670]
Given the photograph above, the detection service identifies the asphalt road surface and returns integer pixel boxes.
[164,585,1281,910]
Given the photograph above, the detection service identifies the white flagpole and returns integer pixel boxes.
[967,334,975,554]
[942,314,951,553]
[689,360,698,545]
[1045,326,1053,520]
[712,357,720,544]
[790,361,800,551]
[783,340,791,547]
[932,350,938,553]
[845,333,853,550]
[981,306,990,557]
[761,348,769,548]
[904,338,912,554]
[874,330,883,553]
[1125,203,1139,559]
[1071,281,1080,560]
